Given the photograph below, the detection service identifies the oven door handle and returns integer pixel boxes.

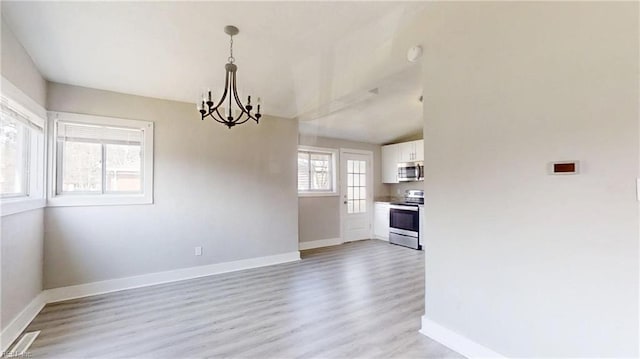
[390,205,419,211]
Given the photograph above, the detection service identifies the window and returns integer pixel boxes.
[0,90,46,216]
[50,112,153,206]
[298,146,337,196]
[1,114,29,197]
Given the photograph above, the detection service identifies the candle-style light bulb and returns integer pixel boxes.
[247,96,251,105]
[208,89,212,102]
[198,100,206,117]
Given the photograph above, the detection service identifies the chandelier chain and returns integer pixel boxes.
[228,35,235,63]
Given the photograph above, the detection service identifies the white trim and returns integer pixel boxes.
[339,148,374,243]
[420,316,505,358]
[0,79,47,217]
[47,112,154,207]
[297,145,339,196]
[0,77,46,120]
[298,192,340,198]
[44,251,300,303]
[0,198,45,216]
[299,238,343,250]
[0,292,47,353]
[373,234,389,241]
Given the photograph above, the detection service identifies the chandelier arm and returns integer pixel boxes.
[203,108,228,124]
[204,109,225,124]
[213,108,229,124]
[205,113,223,124]
[233,110,253,125]
[209,68,232,114]
[231,71,257,121]
[233,114,249,125]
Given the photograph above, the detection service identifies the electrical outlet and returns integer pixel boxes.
[195,246,203,256]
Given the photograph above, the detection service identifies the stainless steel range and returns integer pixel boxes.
[389,189,424,250]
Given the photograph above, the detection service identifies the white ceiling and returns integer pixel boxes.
[2,1,426,144]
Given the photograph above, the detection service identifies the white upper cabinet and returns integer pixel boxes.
[398,142,415,162]
[398,140,424,162]
[381,139,424,184]
[414,139,424,161]
[381,144,399,184]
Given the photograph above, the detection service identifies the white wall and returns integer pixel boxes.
[44,83,299,288]
[420,2,638,357]
[0,19,46,333]
[298,134,386,243]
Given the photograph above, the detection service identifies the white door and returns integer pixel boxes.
[340,150,373,242]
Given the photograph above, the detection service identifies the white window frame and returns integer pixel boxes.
[48,112,154,207]
[0,77,47,217]
[297,145,338,197]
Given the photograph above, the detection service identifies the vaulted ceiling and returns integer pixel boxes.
[2,1,427,144]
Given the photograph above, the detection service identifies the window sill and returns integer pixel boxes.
[48,194,153,207]
[1,198,46,217]
[298,192,339,198]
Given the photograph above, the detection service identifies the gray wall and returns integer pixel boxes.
[298,134,387,242]
[0,19,46,332]
[45,83,299,288]
[420,2,638,357]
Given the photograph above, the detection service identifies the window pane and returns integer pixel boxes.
[106,144,142,192]
[0,117,28,196]
[297,152,310,191]
[310,153,330,191]
[62,141,102,192]
[298,149,334,193]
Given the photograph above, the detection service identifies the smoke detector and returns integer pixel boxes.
[407,45,423,62]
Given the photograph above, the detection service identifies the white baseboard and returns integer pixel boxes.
[373,235,389,241]
[45,251,301,303]
[1,251,300,351]
[420,316,505,358]
[0,292,47,352]
[299,238,343,250]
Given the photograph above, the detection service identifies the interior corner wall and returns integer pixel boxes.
[44,82,299,289]
[420,2,639,357]
[297,134,386,243]
[0,20,46,332]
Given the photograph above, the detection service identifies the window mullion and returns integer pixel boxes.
[307,152,312,191]
[101,143,106,194]
[56,140,63,195]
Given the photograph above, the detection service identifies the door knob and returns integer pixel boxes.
[344,201,348,204]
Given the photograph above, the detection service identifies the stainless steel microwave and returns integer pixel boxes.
[398,161,424,182]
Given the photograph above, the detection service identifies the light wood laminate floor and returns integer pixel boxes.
[24,240,462,358]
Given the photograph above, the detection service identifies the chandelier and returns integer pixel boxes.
[198,25,262,128]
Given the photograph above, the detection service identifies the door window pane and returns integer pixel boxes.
[346,159,367,214]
